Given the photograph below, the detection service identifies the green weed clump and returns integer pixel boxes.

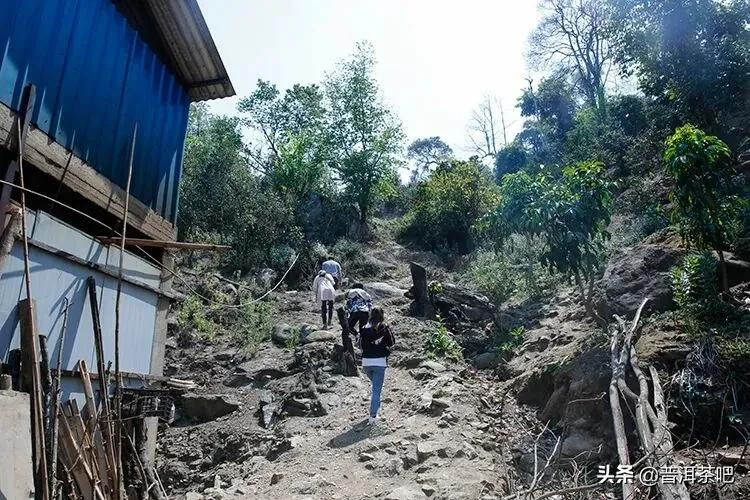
[671,252,728,321]
[178,295,218,340]
[489,326,525,355]
[424,315,463,361]
[232,301,276,356]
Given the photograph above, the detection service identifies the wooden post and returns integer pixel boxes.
[409,262,434,318]
[16,82,50,500]
[20,299,50,500]
[86,276,117,490]
[50,298,69,499]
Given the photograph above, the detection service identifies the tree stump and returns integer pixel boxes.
[333,307,357,377]
[409,262,434,318]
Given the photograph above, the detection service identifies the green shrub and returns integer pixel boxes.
[285,326,302,349]
[489,326,525,354]
[232,301,276,355]
[424,315,463,361]
[671,253,727,320]
[402,160,499,254]
[461,239,560,304]
[178,295,218,340]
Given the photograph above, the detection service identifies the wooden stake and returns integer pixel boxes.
[16,82,49,500]
[50,299,69,499]
[86,277,116,491]
[113,122,136,500]
[95,237,230,250]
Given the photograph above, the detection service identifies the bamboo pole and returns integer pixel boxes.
[95,237,230,250]
[16,82,50,500]
[49,298,69,499]
[113,122,137,499]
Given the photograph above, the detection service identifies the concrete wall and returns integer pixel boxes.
[0,390,34,500]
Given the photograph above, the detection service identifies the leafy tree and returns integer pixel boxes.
[494,143,528,180]
[325,42,404,223]
[238,80,328,177]
[179,104,301,273]
[407,136,453,183]
[610,0,750,135]
[404,160,500,254]
[518,76,577,143]
[483,161,614,322]
[529,0,614,111]
[663,124,746,291]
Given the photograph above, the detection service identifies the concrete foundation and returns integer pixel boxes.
[0,389,34,499]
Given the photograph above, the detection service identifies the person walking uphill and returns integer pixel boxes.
[346,283,372,336]
[313,270,335,329]
[360,307,395,426]
[322,257,342,288]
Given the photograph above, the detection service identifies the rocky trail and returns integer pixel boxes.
[154,231,750,499]
[155,238,563,500]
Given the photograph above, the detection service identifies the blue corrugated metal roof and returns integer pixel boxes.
[0,0,190,222]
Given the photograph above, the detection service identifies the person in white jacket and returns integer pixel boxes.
[313,270,336,328]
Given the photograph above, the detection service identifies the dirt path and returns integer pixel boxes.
[157,240,514,499]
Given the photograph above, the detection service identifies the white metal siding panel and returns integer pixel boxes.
[0,243,158,376]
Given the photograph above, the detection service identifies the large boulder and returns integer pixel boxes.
[364,282,407,299]
[429,282,495,322]
[180,394,240,422]
[594,231,685,318]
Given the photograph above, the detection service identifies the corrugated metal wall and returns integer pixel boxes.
[0,0,191,222]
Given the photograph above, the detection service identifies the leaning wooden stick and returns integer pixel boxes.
[50,298,69,499]
[112,122,137,499]
[16,82,50,500]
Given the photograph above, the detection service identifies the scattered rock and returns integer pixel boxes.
[365,282,407,299]
[416,441,448,462]
[271,323,294,346]
[419,360,446,372]
[359,452,375,462]
[292,474,334,494]
[300,329,338,344]
[213,349,235,362]
[473,352,502,370]
[270,473,283,486]
[383,456,404,476]
[180,394,239,423]
[385,485,428,500]
[222,373,252,387]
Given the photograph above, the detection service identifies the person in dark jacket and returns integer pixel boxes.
[345,282,372,336]
[360,306,395,426]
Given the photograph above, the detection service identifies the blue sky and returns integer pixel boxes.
[198,0,540,157]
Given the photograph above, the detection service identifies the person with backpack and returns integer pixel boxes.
[345,282,372,336]
[360,306,395,426]
[321,257,342,288]
[313,270,336,329]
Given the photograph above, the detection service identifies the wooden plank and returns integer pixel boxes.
[0,101,176,241]
[68,401,104,497]
[61,368,168,383]
[78,361,98,434]
[96,236,230,250]
[59,413,103,500]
